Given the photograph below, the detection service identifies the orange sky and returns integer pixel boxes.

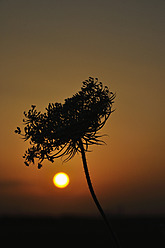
[0,0,165,216]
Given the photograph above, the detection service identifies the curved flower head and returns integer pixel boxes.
[15,77,115,168]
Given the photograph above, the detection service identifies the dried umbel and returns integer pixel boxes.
[15,77,115,168]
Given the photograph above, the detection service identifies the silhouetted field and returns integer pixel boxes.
[0,215,165,247]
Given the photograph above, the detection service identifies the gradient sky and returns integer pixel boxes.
[0,0,165,216]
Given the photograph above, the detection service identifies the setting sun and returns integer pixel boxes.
[53,172,70,188]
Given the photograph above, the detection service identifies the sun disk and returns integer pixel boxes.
[53,172,69,188]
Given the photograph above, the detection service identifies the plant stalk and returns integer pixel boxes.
[78,138,121,248]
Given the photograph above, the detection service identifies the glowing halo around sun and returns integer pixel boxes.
[53,172,70,188]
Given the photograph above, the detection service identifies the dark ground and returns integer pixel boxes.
[0,215,165,247]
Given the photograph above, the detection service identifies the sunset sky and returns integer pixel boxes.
[0,0,165,216]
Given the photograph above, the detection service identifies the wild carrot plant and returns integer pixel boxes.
[15,77,121,247]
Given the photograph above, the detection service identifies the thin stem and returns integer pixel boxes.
[78,138,121,248]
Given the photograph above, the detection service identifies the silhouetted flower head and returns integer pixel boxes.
[15,77,115,168]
